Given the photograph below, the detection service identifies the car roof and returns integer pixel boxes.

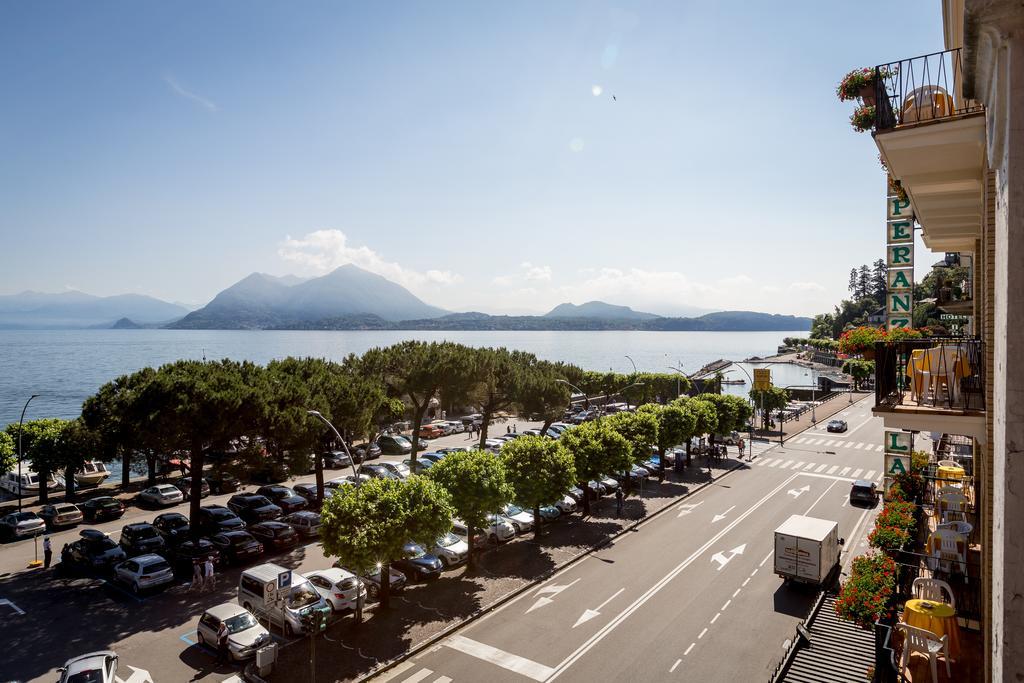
[124,522,155,530]
[63,651,117,675]
[306,567,353,582]
[80,529,110,540]
[205,601,250,620]
[133,553,169,565]
[852,480,876,487]
[285,511,318,519]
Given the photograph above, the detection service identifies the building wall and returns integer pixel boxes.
[981,170,995,682]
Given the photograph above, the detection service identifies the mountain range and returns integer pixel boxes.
[2,265,812,331]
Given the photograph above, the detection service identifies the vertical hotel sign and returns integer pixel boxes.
[886,194,914,329]
[883,430,913,501]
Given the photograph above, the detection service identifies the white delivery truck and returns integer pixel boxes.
[774,515,843,586]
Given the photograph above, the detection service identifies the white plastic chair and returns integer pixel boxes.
[912,577,956,609]
[937,460,959,468]
[939,535,968,581]
[898,623,951,683]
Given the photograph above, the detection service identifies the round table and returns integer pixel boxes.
[937,465,965,482]
[903,598,961,658]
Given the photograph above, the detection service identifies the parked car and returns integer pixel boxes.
[206,472,241,495]
[354,441,383,461]
[153,512,191,546]
[196,505,247,535]
[478,515,516,544]
[293,482,320,506]
[482,438,504,453]
[432,532,469,568]
[393,542,444,582]
[306,567,366,613]
[281,510,321,539]
[418,424,444,439]
[119,522,167,557]
[324,474,371,494]
[237,564,328,637]
[196,603,271,661]
[419,452,447,466]
[335,561,407,600]
[446,421,465,434]
[0,511,45,539]
[167,538,220,575]
[137,484,184,508]
[171,476,210,500]
[520,429,544,437]
[80,496,125,523]
[59,529,126,573]
[429,420,455,436]
[255,485,307,514]
[849,480,879,506]
[208,530,264,565]
[227,494,282,524]
[378,461,411,479]
[565,486,586,504]
[376,435,412,455]
[551,495,578,515]
[403,458,433,474]
[114,553,174,594]
[537,505,561,522]
[38,504,83,530]
[362,464,400,480]
[321,450,354,468]
[436,447,469,456]
[827,419,849,433]
[247,521,299,552]
[500,504,535,534]
[57,651,119,683]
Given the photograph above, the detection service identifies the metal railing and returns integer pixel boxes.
[874,338,985,413]
[873,48,984,131]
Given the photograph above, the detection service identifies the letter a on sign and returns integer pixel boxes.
[887,269,913,291]
[885,454,910,476]
[884,430,911,454]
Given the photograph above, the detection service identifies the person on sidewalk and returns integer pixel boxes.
[43,536,52,569]
[216,620,230,664]
[615,488,624,516]
[189,559,203,592]
[203,556,216,592]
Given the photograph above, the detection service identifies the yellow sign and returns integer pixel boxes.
[753,368,772,391]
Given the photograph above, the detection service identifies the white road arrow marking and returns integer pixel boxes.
[676,500,705,518]
[115,666,154,683]
[0,598,25,616]
[787,485,811,499]
[710,544,747,570]
[572,588,624,628]
[711,505,736,523]
[526,578,580,613]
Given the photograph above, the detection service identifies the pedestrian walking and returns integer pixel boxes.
[43,536,52,569]
[203,556,216,592]
[216,620,230,664]
[506,425,510,434]
[189,559,203,592]
[615,488,624,516]
[512,423,517,433]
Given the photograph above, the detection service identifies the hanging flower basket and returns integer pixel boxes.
[850,104,876,133]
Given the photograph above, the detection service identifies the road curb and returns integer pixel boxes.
[352,459,745,682]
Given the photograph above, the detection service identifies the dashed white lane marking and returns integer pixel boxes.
[866,470,877,480]
[824,439,835,446]
[781,460,793,468]
[711,612,721,624]
[794,437,807,444]
[760,551,772,567]
[751,568,759,577]
[769,458,783,467]
[684,643,695,656]
[852,468,864,479]
[732,588,741,598]
[756,458,770,467]
[433,677,452,683]
[721,599,731,611]
[402,669,435,683]
[445,635,554,681]
[855,443,866,450]
[815,464,828,473]
[671,658,682,672]
[698,627,708,639]
[827,465,839,475]
[742,577,751,587]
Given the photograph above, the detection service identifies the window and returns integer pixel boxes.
[308,576,327,589]
[240,575,264,596]
[144,560,170,574]
[199,613,219,629]
[123,561,138,573]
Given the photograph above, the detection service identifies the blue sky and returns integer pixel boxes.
[0,1,943,316]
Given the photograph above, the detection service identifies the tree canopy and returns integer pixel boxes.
[500,436,576,539]
[637,403,696,478]
[748,386,790,430]
[0,430,15,476]
[560,422,631,513]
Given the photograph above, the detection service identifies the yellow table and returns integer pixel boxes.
[904,599,961,658]
[937,465,965,483]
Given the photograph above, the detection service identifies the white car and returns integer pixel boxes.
[306,567,366,613]
[114,553,174,594]
[197,603,271,661]
[378,461,411,480]
[432,531,469,568]
[58,651,118,683]
[452,517,514,546]
[137,484,184,507]
[430,420,455,436]
[499,505,535,534]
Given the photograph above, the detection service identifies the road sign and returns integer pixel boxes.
[278,570,292,590]
[753,368,772,391]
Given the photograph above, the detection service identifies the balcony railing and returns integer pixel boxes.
[873,48,984,131]
[874,338,985,413]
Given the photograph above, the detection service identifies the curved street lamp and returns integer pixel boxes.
[624,355,638,374]
[306,410,361,492]
[16,394,39,514]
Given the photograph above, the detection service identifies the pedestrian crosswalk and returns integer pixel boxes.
[398,667,452,683]
[753,454,881,483]
[787,435,885,452]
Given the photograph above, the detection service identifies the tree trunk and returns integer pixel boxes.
[189,442,205,537]
[540,418,554,438]
[314,451,325,507]
[685,440,692,467]
[467,527,478,570]
[477,407,492,450]
[659,445,666,482]
[146,452,156,486]
[64,464,77,502]
[121,450,131,493]
[533,504,542,541]
[580,482,591,516]
[380,561,391,609]
[409,405,427,467]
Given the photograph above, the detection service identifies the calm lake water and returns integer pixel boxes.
[0,329,805,426]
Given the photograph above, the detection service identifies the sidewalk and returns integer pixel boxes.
[751,391,872,443]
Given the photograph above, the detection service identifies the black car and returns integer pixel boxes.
[255,486,307,514]
[196,505,247,535]
[59,529,127,574]
[206,472,241,495]
[393,542,443,582]
[119,522,168,557]
[827,419,848,433]
[850,480,879,506]
[362,464,400,481]
[167,538,220,575]
[227,494,282,523]
[207,530,263,565]
[247,521,299,551]
[321,450,355,468]
[153,512,191,546]
[565,486,586,504]
[612,468,645,487]
[80,496,126,523]
[375,435,412,455]
[351,442,381,461]
[172,476,210,500]
[293,482,320,506]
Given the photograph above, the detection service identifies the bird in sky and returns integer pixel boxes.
[612,95,617,101]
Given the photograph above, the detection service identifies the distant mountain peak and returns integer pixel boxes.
[544,301,660,320]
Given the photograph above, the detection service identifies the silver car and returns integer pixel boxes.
[0,511,45,539]
[433,531,469,568]
[58,651,118,683]
[197,603,271,661]
[500,504,535,534]
[378,461,411,479]
[280,510,321,538]
[114,553,174,594]
[137,484,184,507]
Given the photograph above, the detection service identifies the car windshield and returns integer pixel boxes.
[56,505,77,514]
[405,544,426,559]
[250,496,272,507]
[506,505,523,515]
[89,537,118,551]
[277,488,295,497]
[287,582,320,609]
[66,670,105,683]
[224,611,259,633]
[134,526,158,539]
[438,532,459,546]
[392,436,410,446]
[231,534,254,546]
[13,512,37,522]
[211,509,233,519]
[143,560,170,574]
[163,516,188,529]
[98,499,119,508]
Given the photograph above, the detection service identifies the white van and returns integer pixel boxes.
[237,562,328,637]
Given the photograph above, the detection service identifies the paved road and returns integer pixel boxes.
[376,398,889,683]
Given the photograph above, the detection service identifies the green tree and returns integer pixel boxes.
[841,359,875,391]
[637,403,696,480]
[5,418,67,504]
[517,361,576,436]
[748,386,790,431]
[810,313,836,340]
[602,410,659,492]
[471,347,533,448]
[560,422,631,515]
[675,397,718,465]
[0,431,15,476]
[500,436,576,540]
[55,419,101,502]
[426,449,512,569]
[81,368,159,489]
[320,476,453,614]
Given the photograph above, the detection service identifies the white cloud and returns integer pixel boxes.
[592,85,603,96]
[555,268,717,309]
[278,229,462,292]
[717,274,754,288]
[521,262,552,282]
[163,74,218,112]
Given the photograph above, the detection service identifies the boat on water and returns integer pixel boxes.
[75,460,112,487]
[0,468,65,496]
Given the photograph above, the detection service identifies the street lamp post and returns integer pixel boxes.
[16,394,39,514]
[624,355,637,374]
[306,410,361,488]
[725,364,758,461]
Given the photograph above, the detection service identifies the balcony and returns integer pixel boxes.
[873,338,986,440]
[871,48,987,253]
